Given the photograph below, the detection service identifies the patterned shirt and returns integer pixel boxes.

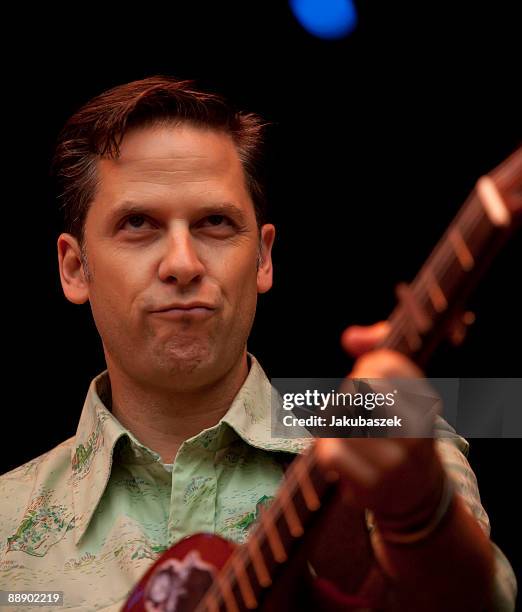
[0,354,517,611]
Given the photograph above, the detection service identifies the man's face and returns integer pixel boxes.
[58,122,275,390]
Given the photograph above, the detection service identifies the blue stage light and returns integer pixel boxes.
[290,0,358,40]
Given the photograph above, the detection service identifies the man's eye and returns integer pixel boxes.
[201,215,232,227]
[121,215,152,230]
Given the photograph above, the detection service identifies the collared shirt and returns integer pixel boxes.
[0,354,517,611]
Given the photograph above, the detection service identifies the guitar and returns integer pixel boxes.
[122,147,522,612]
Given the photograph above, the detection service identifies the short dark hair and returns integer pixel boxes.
[52,76,269,247]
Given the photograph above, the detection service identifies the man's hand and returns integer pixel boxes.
[315,321,445,529]
[306,323,495,612]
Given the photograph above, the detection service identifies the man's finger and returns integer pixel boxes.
[341,321,390,357]
[315,438,379,488]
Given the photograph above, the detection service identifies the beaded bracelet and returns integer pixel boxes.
[374,476,455,545]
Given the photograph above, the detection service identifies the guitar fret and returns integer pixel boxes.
[247,534,272,588]
[448,227,474,271]
[429,195,488,279]
[428,207,493,297]
[202,593,220,612]
[278,481,304,538]
[294,459,321,511]
[424,232,474,297]
[215,572,240,612]
[258,505,287,563]
[231,556,258,610]
[424,269,448,313]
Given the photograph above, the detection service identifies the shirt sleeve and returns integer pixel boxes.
[434,416,517,611]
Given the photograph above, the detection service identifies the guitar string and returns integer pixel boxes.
[381,202,479,349]
[414,192,484,291]
[383,192,489,351]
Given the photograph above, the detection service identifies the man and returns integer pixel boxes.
[0,77,516,611]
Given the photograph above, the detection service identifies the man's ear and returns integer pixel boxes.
[57,233,90,304]
[257,224,275,294]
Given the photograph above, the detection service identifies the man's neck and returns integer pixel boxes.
[106,353,250,463]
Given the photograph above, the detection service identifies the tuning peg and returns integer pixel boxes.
[448,311,476,346]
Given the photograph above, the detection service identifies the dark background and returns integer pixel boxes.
[3,0,521,599]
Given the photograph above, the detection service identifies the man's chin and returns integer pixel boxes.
[154,340,217,379]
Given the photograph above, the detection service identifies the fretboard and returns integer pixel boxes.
[198,449,338,612]
[380,149,521,366]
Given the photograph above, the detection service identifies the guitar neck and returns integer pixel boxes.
[380,148,522,367]
[199,450,337,611]
[198,147,522,612]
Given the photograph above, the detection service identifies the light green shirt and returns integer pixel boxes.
[0,354,516,611]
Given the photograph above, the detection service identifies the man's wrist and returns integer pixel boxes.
[373,475,455,545]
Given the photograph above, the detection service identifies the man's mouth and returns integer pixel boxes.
[150,306,215,321]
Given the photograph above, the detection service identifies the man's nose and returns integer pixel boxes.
[157,228,206,286]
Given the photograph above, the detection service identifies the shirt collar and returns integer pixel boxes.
[71,353,311,545]
[220,353,312,453]
[71,370,161,545]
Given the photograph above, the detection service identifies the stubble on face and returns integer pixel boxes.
[146,310,220,377]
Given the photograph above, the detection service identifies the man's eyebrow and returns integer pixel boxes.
[106,201,249,225]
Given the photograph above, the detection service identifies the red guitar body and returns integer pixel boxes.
[122,497,383,612]
[122,533,236,612]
